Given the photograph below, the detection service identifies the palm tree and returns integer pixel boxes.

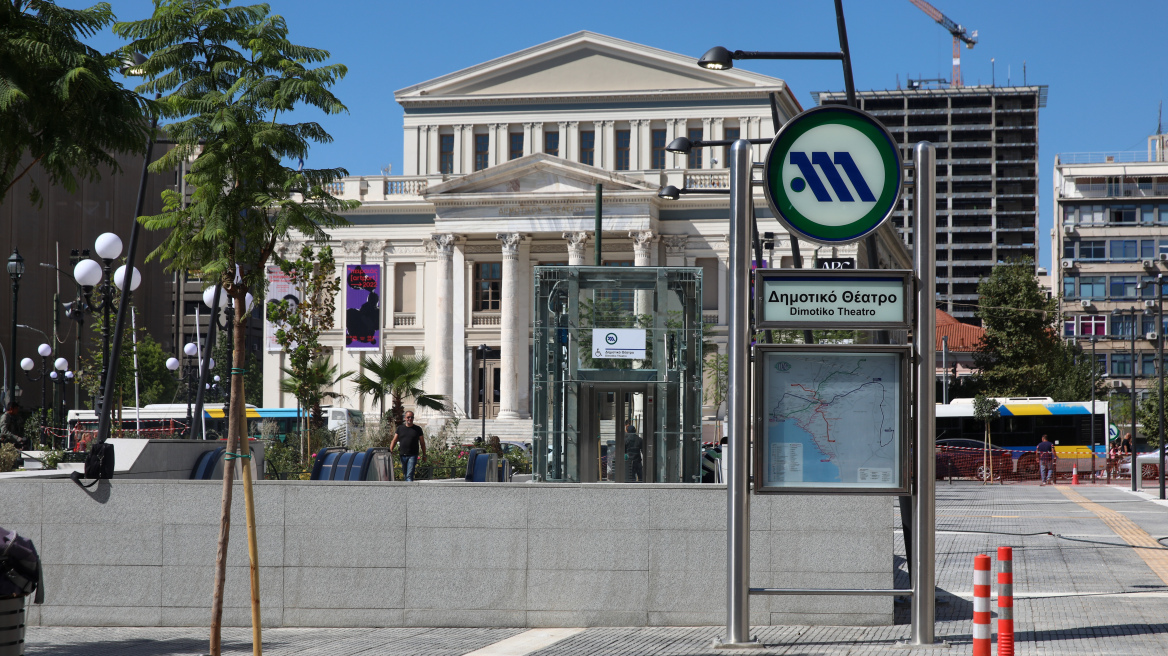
[280,357,352,457]
[352,353,447,432]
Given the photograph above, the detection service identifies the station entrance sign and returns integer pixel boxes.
[757,269,912,330]
[763,105,902,244]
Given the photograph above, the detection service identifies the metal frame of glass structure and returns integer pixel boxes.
[532,266,703,483]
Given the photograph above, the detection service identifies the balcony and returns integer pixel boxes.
[393,313,416,327]
[471,313,501,327]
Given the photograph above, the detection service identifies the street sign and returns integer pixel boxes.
[756,269,912,329]
[817,257,855,269]
[591,328,646,359]
[763,105,902,244]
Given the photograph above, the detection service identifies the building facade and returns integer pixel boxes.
[261,32,911,436]
[1055,135,1168,399]
[816,86,1047,325]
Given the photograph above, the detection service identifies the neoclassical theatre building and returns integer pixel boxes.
[262,32,911,438]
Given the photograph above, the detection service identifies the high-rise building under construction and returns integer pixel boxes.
[815,85,1047,325]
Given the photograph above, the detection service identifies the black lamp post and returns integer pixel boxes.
[1090,336,1097,483]
[166,341,201,437]
[19,343,52,447]
[1113,306,1141,492]
[7,248,25,406]
[477,343,489,444]
[72,234,141,411]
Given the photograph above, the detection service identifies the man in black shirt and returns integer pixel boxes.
[389,411,426,481]
[1036,434,1056,485]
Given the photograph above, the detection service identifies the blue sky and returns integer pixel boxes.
[70,0,1168,268]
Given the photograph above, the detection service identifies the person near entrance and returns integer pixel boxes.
[390,411,426,482]
[1036,434,1056,485]
[0,402,24,449]
[624,420,643,482]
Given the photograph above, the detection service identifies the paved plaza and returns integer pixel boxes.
[22,482,1168,655]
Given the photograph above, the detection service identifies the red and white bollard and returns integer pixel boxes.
[997,547,1014,656]
[973,554,992,656]
[1072,462,1080,485]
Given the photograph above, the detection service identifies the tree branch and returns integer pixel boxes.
[3,154,45,197]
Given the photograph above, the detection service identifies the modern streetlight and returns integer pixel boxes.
[1113,306,1141,492]
[7,248,25,406]
[1138,275,1167,499]
[20,343,53,447]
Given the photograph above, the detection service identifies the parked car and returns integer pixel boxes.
[1119,452,1162,480]
[936,438,1014,481]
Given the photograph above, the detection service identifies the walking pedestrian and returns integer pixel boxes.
[389,411,426,482]
[1036,434,1056,485]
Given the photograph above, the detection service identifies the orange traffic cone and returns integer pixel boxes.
[1072,463,1080,485]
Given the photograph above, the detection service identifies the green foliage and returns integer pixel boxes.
[278,357,351,427]
[209,330,262,406]
[114,0,358,443]
[973,260,1089,398]
[972,395,1000,423]
[0,0,152,206]
[1136,386,1164,450]
[266,243,340,416]
[79,303,178,408]
[262,438,305,480]
[352,354,446,432]
[0,443,17,472]
[39,448,64,470]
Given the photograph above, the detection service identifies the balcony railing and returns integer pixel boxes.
[393,313,416,327]
[471,313,501,327]
[685,171,730,189]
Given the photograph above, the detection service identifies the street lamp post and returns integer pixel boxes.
[166,341,200,438]
[19,343,53,447]
[73,235,142,412]
[7,248,25,406]
[1091,336,1097,483]
[1139,275,1167,499]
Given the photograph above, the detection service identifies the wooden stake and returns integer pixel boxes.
[208,403,236,655]
[234,310,263,654]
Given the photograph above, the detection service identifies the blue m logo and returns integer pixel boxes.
[789,152,876,202]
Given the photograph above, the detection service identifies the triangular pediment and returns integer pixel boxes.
[397,32,785,100]
[425,154,658,197]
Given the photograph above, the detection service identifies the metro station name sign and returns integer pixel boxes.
[756,270,912,330]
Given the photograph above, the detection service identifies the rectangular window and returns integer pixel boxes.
[1112,352,1132,376]
[1142,353,1158,377]
[724,127,740,168]
[1110,240,1137,261]
[650,129,667,169]
[1112,314,1136,337]
[1081,315,1107,336]
[1064,320,1075,337]
[1160,203,1168,223]
[1063,240,1076,259]
[1082,205,1105,226]
[1143,276,1159,298]
[509,132,523,160]
[1160,239,1168,257]
[1143,240,1156,259]
[1063,275,1077,298]
[615,129,631,170]
[474,134,489,171]
[1113,205,1137,224]
[579,131,595,166]
[1142,204,1156,224]
[394,263,416,313]
[474,262,502,311]
[544,132,559,157]
[440,134,455,174]
[1144,316,1158,335]
[687,127,703,168]
[1080,241,1105,260]
[1107,177,1122,196]
[1080,276,1105,299]
[1062,205,1076,225]
[1110,276,1137,298]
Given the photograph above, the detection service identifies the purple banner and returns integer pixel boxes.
[345,264,381,349]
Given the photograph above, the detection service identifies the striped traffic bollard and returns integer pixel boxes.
[973,554,993,656]
[998,547,1015,656]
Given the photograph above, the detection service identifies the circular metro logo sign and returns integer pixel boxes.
[763,105,902,244]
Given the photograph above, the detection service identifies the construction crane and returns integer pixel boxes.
[907,0,978,87]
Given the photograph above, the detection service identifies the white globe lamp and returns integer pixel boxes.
[73,259,102,287]
[94,233,123,260]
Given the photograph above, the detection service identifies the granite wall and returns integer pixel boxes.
[0,479,894,628]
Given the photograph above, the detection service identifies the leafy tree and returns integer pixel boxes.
[114,3,355,649]
[209,334,262,407]
[352,353,447,433]
[972,395,1000,483]
[973,260,1086,398]
[0,0,151,205]
[1136,385,1164,450]
[278,356,350,457]
[265,242,341,431]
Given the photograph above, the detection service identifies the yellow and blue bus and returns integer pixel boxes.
[937,397,1110,461]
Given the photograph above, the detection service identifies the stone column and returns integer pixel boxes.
[496,232,524,420]
[404,126,420,176]
[462,125,475,174]
[602,120,616,170]
[428,127,440,175]
[523,122,536,156]
[487,123,500,169]
[563,232,588,265]
[631,230,656,317]
[663,234,688,266]
[452,125,465,175]
[702,118,714,169]
[592,120,605,167]
[564,121,578,161]
[430,234,455,414]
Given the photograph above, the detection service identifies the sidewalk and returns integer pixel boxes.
[25,482,1168,655]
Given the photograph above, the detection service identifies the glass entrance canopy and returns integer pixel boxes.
[532,266,703,483]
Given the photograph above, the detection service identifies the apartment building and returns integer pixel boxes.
[1056,134,1168,398]
[816,86,1047,325]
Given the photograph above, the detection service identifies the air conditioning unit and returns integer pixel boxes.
[1148,332,1160,341]
[1161,253,1168,262]
[1108,379,1125,389]
[1080,299,1092,308]
[1063,225,1075,235]
[1061,259,1075,269]
[1146,300,1157,309]
[1144,260,1157,269]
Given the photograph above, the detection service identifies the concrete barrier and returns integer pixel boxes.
[0,479,893,628]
